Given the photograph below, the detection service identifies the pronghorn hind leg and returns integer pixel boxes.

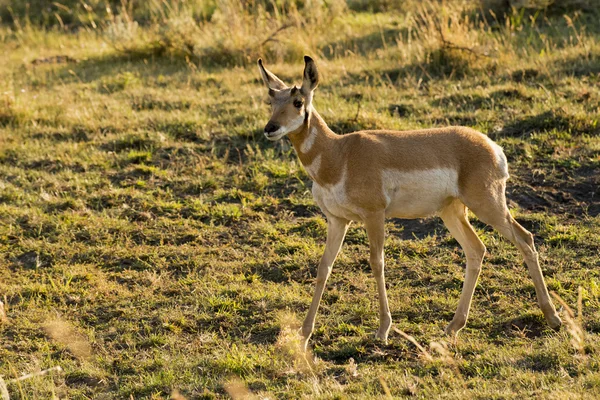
[467,184,562,330]
[301,215,349,351]
[364,213,392,343]
[440,199,486,336]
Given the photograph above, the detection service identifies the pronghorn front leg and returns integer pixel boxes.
[301,215,349,351]
[364,213,392,343]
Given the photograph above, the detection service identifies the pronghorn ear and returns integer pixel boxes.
[301,55,319,94]
[257,58,287,90]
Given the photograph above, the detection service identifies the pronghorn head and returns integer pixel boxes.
[257,56,320,141]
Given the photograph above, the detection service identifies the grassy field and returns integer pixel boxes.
[1,0,599,398]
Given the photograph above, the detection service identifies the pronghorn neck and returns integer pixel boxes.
[288,108,336,152]
[288,108,342,185]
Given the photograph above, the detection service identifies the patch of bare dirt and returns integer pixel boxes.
[508,165,599,217]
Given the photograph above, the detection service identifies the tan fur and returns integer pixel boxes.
[258,57,561,349]
[288,110,508,215]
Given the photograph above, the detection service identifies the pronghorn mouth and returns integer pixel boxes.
[265,132,286,142]
[264,129,288,141]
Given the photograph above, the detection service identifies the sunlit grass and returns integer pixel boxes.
[0,0,599,398]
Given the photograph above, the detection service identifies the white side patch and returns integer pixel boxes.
[382,168,460,219]
[304,153,321,180]
[330,168,348,205]
[300,127,317,153]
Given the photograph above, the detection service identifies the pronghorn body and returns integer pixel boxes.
[258,56,561,350]
[290,112,508,222]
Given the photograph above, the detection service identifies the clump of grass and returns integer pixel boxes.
[551,288,585,356]
[1,0,215,30]
[0,96,29,128]
[224,377,257,400]
[208,203,244,224]
[95,0,348,66]
[131,95,191,111]
[1,366,64,400]
[0,300,6,325]
[170,389,187,400]
[407,1,494,79]
[102,132,164,152]
[0,376,8,400]
[480,0,599,20]
[275,312,316,376]
[394,327,466,388]
[99,72,140,93]
[153,121,205,142]
[126,150,153,164]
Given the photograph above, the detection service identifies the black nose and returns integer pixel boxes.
[264,122,280,134]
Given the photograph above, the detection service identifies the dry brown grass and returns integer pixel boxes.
[0,300,7,325]
[551,288,586,355]
[224,377,258,400]
[43,318,92,361]
[275,312,317,376]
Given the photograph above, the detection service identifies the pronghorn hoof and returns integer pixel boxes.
[445,320,466,336]
[374,332,389,344]
[444,327,457,336]
[548,314,562,331]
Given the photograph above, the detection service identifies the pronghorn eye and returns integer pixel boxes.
[293,100,303,108]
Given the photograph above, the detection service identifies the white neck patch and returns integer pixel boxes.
[300,127,318,153]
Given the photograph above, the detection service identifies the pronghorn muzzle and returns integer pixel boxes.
[264,121,281,139]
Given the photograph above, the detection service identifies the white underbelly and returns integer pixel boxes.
[383,168,459,218]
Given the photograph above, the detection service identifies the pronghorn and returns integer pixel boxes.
[257,56,562,350]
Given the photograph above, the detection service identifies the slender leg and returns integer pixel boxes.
[483,213,561,329]
[301,215,349,350]
[439,200,486,335]
[364,213,392,343]
[467,182,562,330]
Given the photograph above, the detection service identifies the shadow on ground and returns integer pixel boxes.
[493,109,600,138]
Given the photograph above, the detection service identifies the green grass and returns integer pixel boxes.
[0,1,599,398]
